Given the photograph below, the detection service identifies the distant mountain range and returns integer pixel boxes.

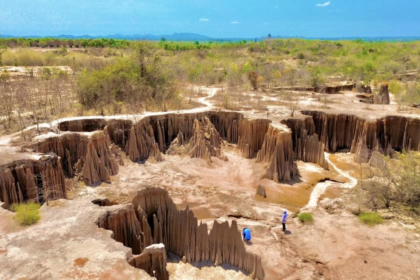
[0,33,216,42]
[1,32,420,42]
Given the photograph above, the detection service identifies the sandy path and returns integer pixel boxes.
[304,153,358,209]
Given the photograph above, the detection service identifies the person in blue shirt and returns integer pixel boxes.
[242,227,251,242]
[282,210,288,232]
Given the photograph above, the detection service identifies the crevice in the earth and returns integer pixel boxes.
[96,187,265,280]
[227,214,262,220]
[91,198,118,206]
[59,118,108,132]
[316,178,345,184]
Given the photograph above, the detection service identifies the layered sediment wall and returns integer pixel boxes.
[0,156,66,208]
[256,126,298,182]
[238,119,271,159]
[302,111,420,161]
[32,130,119,185]
[124,112,243,162]
[4,109,418,208]
[281,117,328,169]
[97,188,264,280]
[128,244,168,280]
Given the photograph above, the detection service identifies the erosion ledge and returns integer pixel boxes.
[1,109,419,208]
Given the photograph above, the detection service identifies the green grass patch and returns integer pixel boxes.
[358,212,383,226]
[298,212,313,223]
[11,202,41,226]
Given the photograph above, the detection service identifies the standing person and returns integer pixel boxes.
[282,210,288,231]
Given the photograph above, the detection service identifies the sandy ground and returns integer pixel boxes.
[0,199,150,280]
[1,86,420,280]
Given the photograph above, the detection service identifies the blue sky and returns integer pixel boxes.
[1,0,420,38]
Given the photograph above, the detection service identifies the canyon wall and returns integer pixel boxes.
[98,188,264,280]
[256,126,298,182]
[302,111,420,162]
[238,119,271,159]
[282,117,328,169]
[82,130,119,185]
[33,130,120,185]
[124,112,243,162]
[0,156,66,208]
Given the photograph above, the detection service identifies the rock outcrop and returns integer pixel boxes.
[302,111,420,162]
[186,118,223,162]
[374,83,390,104]
[128,244,169,280]
[256,185,267,198]
[125,112,243,163]
[33,130,119,186]
[0,156,66,208]
[359,84,372,94]
[282,118,328,169]
[238,119,271,159]
[98,188,264,280]
[256,125,298,182]
[33,133,88,177]
[82,131,119,185]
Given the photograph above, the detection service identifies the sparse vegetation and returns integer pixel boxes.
[358,212,383,226]
[11,202,41,226]
[298,212,313,223]
[2,38,420,136]
[356,151,420,215]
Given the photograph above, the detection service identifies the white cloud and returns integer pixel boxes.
[316,1,331,7]
[199,18,209,22]
[231,21,240,24]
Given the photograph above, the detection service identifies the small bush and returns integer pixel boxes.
[358,212,383,226]
[11,202,41,226]
[388,80,403,95]
[298,212,313,223]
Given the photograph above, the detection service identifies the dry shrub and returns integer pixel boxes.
[11,202,41,226]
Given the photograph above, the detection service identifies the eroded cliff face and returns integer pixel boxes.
[6,109,416,207]
[183,118,223,162]
[82,130,119,185]
[0,156,66,208]
[97,188,265,280]
[128,244,168,280]
[256,126,298,182]
[302,111,420,162]
[238,119,271,159]
[33,133,88,177]
[32,130,120,185]
[281,117,328,169]
[124,112,243,163]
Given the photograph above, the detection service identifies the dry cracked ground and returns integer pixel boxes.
[1,86,420,280]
